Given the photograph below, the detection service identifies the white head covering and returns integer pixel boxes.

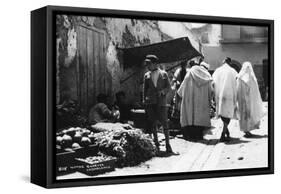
[190,65,212,87]
[200,61,210,70]
[236,61,264,131]
[237,61,258,85]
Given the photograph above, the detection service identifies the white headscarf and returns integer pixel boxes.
[237,61,258,85]
[236,61,264,131]
[190,65,212,87]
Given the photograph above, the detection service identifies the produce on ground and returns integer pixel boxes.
[76,152,116,165]
[57,124,157,168]
[91,122,134,132]
[92,128,157,167]
[56,127,93,149]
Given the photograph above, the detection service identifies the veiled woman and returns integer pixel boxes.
[237,62,264,137]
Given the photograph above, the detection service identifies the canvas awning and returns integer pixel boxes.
[119,37,202,68]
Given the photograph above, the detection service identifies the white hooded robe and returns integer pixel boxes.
[177,65,213,127]
[237,62,264,132]
[212,63,238,119]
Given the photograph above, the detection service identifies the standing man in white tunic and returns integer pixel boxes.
[212,57,238,141]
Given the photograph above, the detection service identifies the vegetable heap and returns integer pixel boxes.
[92,128,157,167]
[56,127,95,149]
[57,123,157,168]
[76,153,116,165]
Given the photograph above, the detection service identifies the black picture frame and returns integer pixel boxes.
[31,5,274,188]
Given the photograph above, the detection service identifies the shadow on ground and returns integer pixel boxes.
[155,149,181,157]
[244,134,268,139]
[224,137,250,145]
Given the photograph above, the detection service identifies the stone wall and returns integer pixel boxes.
[56,15,177,106]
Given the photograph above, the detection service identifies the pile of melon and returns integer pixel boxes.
[56,127,95,149]
[56,124,157,168]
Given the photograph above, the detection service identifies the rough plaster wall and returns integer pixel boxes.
[56,15,173,104]
[204,24,221,46]
[65,28,77,67]
[101,18,171,103]
[189,24,221,47]
[56,38,61,104]
[57,15,77,68]
[56,15,81,104]
[104,18,202,103]
[105,41,122,98]
[158,21,200,51]
[103,18,164,102]
[105,18,165,47]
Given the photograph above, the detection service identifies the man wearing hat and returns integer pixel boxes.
[143,54,174,154]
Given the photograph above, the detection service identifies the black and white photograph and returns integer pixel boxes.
[55,14,270,180]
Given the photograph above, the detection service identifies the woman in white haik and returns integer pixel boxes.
[237,62,264,137]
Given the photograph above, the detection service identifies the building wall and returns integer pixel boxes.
[56,15,198,109]
[203,43,268,70]
[190,24,268,70]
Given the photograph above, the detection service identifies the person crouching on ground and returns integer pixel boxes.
[237,62,264,137]
[88,94,120,124]
[177,60,213,141]
[143,55,174,154]
[212,57,238,142]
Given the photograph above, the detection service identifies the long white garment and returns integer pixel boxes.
[177,65,212,127]
[237,62,264,132]
[212,63,238,119]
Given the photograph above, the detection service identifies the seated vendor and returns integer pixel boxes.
[88,94,120,124]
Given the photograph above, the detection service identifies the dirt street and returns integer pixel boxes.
[58,103,268,180]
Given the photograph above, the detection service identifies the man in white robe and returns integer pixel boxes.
[177,63,213,140]
[237,61,264,137]
[212,57,238,141]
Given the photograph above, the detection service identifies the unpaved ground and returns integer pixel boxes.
[58,103,268,180]
[215,106,268,170]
